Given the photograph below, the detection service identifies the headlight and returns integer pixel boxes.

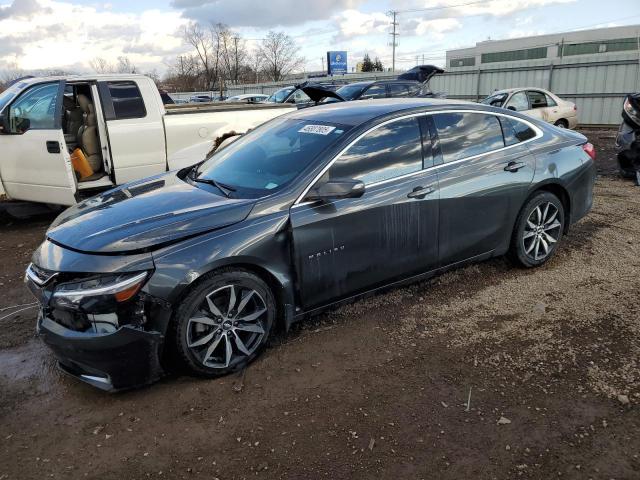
[623,96,640,129]
[52,271,149,311]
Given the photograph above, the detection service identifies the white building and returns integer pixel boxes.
[446,25,640,69]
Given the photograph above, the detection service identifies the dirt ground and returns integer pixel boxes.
[0,129,638,480]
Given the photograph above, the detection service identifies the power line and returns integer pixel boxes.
[396,0,492,14]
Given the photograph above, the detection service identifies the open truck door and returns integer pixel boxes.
[0,80,78,205]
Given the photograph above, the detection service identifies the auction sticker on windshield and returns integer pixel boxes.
[299,125,336,135]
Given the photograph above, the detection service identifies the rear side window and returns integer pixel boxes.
[329,117,423,184]
[500,116,537,144]
[433,112,504,162]
[107,81,146,119]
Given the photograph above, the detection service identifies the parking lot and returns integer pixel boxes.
[0,129,638,479]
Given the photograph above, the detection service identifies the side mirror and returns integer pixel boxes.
[0,115,6,134]
[306,178,365,202]
[507,105,516,111]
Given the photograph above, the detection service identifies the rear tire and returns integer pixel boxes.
[172,269,276,378]
[554,119,568,129]
[509,192,565,268]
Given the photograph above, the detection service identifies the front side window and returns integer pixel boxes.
[360,84,387,99]
[505,91,529,111]
[406,84,421,96]
[267,87,294,103]
[328,117,423,185]
[335,83,367,100]
[196,117,351,198]
[290,90,311,104]
[8,82,59,133]
[527,90,548,109]
[433,112,505,163]
[108,81,146,119]
[388,84,410,97]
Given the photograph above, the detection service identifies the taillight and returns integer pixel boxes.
[582,142,596,161]
[573,104,577,111]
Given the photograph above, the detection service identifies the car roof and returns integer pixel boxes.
[490,87,551,95]
[339,81,374,88]
[288,98,476,126]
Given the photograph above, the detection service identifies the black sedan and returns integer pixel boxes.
[26,99,596,391]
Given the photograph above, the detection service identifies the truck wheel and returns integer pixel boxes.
[509,191,565,268]
[172,269,276,377]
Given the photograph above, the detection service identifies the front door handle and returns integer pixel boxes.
[407,185,435,199]
[46,141,60,154]
[504,161,526,172]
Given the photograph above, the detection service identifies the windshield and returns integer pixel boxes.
[266,87,294,103]
[335,83,368,100]
[0,84,22,113]
[481,92,508,107]
[195,117,351,198]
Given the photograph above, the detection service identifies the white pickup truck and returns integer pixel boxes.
[0,74,294,205]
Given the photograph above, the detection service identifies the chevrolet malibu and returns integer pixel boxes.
[26,99,596,391]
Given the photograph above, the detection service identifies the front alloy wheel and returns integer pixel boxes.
[187,285,267,369]
[510,191,565,267]
[173,269,275,377]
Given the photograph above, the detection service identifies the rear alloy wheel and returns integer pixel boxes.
[510,192,565,267]
[173,270,275,377]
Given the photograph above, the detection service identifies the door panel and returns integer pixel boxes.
[290,170,439,309]
[437,147,534,265]
[432,112,534,266]
[98,80,166,184]
[0,81,78,205]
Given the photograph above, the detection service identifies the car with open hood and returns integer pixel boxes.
[26,98,595,391]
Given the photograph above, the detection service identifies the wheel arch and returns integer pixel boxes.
[528,181,571,233]
[169,257,296,333]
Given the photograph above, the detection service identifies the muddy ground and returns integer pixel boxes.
[0,129,638,479]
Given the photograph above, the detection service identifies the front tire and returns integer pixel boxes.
[509,192,565,268]
[172,269,276,378]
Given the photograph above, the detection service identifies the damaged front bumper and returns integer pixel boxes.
[37,313,164,391]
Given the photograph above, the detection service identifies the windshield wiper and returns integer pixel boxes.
[193,176,236,197]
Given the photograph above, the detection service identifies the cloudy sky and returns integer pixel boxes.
[1,0,639,76]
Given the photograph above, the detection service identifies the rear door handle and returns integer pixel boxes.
[407,185,435,199]
[504,161,526,172]
[46,141,60,154]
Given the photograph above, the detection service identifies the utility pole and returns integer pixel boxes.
[388,10,399,72]
[321,56,325,74]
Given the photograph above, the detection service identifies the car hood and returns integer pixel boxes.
[397,65,444,83]
[47,172,255,254]
[298,82,345,103]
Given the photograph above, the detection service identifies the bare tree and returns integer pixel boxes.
[213,24,247,85]
[246,47,263,84]
[116,56,136,74]
[164,54,201,91]
[90,57,113,74]
[259,31,303,82]
[182,22,218,89]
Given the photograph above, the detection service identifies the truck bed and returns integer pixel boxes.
[165,102,294,115]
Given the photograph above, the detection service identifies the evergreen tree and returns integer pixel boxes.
[361,53,374,72]
[373,57,384,72]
